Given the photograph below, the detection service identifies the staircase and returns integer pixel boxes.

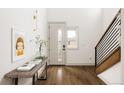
[95,9,121,74]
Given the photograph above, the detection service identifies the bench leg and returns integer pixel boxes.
[45,62,47,79]
[32,74,35,85]
[13,78,18,85]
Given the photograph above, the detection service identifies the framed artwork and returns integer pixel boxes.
[11,28,26,62]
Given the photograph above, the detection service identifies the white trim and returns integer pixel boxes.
[97,75,110,85]
[98,74,122,85]
[49,63,65,65]
[66,63,95,66]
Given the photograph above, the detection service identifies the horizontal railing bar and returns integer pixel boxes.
[97,39,120,62]
[97,43,119,64]
[97,21,120,52]
[97,20,120,50]
[96,16,120,48]
[97,47,121,69]
[97,44,120,66]
[97,42,120,65]
[97,43,120,65]
[97,29,120,56]
[97,30,120,54]
[97,37,120,62]
[96,29,120,57]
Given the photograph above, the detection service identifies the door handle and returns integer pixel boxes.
[63,45,66,51]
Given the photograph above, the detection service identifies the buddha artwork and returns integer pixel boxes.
[16,37,24,56]
[12,28,26,62]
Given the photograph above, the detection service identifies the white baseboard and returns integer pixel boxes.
[49,63,65,65]
[97,75,110,85]
[66,63,95,66]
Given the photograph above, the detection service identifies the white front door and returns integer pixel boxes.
[49,22,66,65]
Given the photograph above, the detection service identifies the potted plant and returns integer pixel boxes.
[34,35,47,59]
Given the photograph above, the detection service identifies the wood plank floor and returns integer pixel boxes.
[36,66,105,85]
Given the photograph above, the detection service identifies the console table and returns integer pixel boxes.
[5,57,48,85]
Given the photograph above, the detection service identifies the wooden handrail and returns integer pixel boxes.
[96,47,121,74]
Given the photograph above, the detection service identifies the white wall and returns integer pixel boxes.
[47,8,102,65]
[0,8,48,85]
[121,9,124,84]
[98,8,122,84]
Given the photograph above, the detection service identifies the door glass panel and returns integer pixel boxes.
[58,29,62,62]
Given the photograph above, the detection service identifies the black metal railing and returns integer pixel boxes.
[95,10,121,67]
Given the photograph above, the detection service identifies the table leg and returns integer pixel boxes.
[41,62,47,80]
[13,78,18,85]
[32,74,35,85]
[45,62,47,79]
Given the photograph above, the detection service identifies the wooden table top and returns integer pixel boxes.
[5,57,48,78]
